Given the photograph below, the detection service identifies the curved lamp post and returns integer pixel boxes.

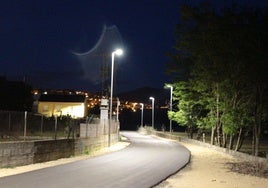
[109,49,123,147]
[167,85,173,132]
[140,103,144,127]
[116,97,120,122]
[149,97,155,129]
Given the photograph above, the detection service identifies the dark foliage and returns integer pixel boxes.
[0,77,33,111]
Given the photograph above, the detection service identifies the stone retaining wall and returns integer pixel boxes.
[0,141,34,168]
[75,134,118,155]
[33,139,75,164]
[0,133,118,168]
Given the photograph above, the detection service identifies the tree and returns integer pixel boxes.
[0,77,33,111]
[167,2,268,155]
[169,81,208,138]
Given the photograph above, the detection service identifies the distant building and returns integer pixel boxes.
[37,94,87,118]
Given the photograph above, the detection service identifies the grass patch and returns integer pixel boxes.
[84,150,91,155]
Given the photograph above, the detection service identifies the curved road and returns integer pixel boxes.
[0,131,190,188]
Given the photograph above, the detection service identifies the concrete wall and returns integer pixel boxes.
[0,134,118,168]
[0,141,34,168]
[0,139,75,168]
[76,119,119,155]
[79,120,119,138]
[0,119,119,168]
[33,139,75,164]
[75,134,118,156]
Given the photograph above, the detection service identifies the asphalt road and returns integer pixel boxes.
[0,131,190,188]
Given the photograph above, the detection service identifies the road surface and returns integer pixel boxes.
[0,131,190,188]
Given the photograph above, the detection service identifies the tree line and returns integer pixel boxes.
[167,2,268,156]
[0,77,33,111]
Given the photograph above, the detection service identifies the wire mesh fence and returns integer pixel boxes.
[0,110,82,141]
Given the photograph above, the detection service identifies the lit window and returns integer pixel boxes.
[56,105,61,112]
[43,105,48,112]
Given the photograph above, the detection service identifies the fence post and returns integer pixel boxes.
[41,115,44,134]
[24,111,27,141]
[202,133,206,142]
[54,116,57,140]
[103,121,105,135]
[96,123,98,137]
[86,116,88,138]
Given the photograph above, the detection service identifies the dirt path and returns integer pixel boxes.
[156,142,268,188]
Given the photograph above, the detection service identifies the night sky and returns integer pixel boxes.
[1,0,267,93]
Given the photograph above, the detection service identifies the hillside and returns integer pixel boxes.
[117,87,170,105]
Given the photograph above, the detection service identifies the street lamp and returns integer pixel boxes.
[116,97,120,122]
[167,85,173,133]
[109,49,123,147]
[149,97,155,129]
[140,103,144,127]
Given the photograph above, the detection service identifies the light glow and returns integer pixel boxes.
[149,97,155,129]
[114,49,123,56]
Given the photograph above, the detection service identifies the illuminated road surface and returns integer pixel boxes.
[0,131,190,188]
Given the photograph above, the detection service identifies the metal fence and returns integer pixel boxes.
[0,110,82,141]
